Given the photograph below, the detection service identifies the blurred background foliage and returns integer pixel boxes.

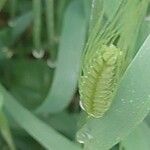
[0,0,150,150]
[0,0,86,149]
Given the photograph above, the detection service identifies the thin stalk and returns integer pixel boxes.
[0,0,7,11]
[0,111,16,150]
[45,0,55,60]
[45,0,54,46]
[9,0,17,19]
[33,0,42,51]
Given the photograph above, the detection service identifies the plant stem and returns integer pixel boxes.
[45,0,55,60]
[45,0,54,46]
[10,0,17,18]
[33,0,42,51]
[0,0,7,11]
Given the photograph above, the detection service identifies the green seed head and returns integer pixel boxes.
[79,44,122,118]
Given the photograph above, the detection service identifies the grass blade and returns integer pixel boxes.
[0,111,16,150]
[0,95,16,150]
[36,0,87,114]
[0,84,81,150]
[11,12,33,43]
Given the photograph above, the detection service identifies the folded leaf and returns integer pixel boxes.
[77,35,150,150]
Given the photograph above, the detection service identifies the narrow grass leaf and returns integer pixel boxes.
[0,112,16,150]
[0,84,82,150]
[0,94,16,150]
[36,0,86,114]
[11,12,33,43]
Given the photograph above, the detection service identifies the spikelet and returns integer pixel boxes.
[79,44,122,118]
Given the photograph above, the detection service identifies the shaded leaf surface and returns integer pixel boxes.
[122,122,150,150]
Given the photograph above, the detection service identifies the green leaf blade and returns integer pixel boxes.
[36,0,87,114]
[122,122,150,150]
[77,35,150,150]
[0,84,81,150]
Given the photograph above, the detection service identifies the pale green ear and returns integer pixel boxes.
[79,44,123,118]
